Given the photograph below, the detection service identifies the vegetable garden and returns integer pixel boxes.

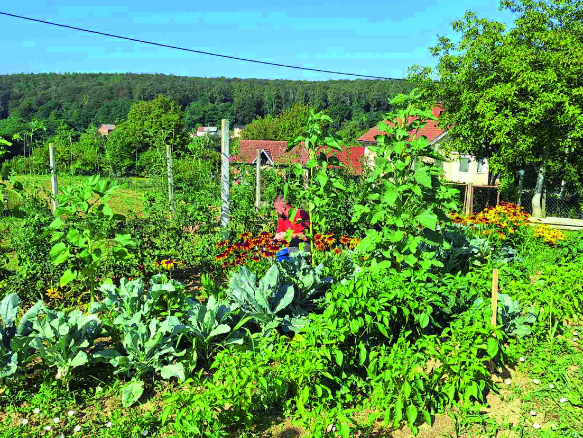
[0,90,582,438]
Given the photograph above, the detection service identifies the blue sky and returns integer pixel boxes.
[1,1,517,81]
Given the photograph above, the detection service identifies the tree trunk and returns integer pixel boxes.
[531,145,550,218]
[518,170,524,206]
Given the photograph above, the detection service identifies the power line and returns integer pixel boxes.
[0,11,393,80]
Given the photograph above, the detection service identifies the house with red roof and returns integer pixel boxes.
[357,106,489,185]
[232,140,365,174]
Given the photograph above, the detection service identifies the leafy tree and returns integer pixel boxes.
[241,104,310,142]
[121,95,189,172]
[104,126,134,175]
[410,0,583,217]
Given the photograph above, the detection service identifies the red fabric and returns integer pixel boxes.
[277,208,310,234]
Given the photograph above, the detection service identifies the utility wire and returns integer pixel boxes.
[0,11,393,80]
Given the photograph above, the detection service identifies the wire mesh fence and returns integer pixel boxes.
[472,185,500,214]
[519,189,582,219]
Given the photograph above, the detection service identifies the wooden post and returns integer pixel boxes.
[464,183,472,216]
[49,143,59,213]
[166,143,174,214]
[468,183,474,215]
[488,268,499,373]
[491,269,499,328]
[220,120,230,233]
[255,148,261,209]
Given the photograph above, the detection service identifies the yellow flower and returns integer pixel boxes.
[46,287,60,299]
[161,259,176,270]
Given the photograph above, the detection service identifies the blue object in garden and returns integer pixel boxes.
[276,248,290,262]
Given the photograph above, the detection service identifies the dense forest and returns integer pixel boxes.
[0,73,413,176]
[0,73,412,135]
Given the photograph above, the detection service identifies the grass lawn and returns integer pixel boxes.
[5,175,152,217]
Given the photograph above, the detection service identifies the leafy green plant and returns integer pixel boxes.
[474,293,538,338]
[229,264,295,333]
[47,175,134,303]
[278,252,333,312]
[285,109,346,261]
[352,88,459,272]
[94,315,187,407]
[27,308,102,388]
[0,294,44,379]
[184,296,249,367]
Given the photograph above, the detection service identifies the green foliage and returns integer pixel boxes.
[474,293,538,338]
[352,88,459,272]
[0,294,44,379]
[241,104,311,142]
[27,308,102,388]
[94,314,188,407]
[284,109,345,258]
[47,175,134,301]
[410,0,583,216]
[229,264,295,333]
[184,296,248,367]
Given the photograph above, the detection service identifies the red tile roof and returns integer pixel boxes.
[358,105,445,143]
[232,140,365,174]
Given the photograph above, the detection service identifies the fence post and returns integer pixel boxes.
[166,143,174,214]
[220,120,230,234]
[468,183,474,215]
[49,143,59,213]
[517,169,524,206]
[255,148,261,209]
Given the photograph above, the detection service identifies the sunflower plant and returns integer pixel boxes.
[352,89,459,272]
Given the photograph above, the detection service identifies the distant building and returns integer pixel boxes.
[98,124,116,136]
[197,126,218,137]
[357,106,490,185]
[232,140,365,174]
[233,125,245,138]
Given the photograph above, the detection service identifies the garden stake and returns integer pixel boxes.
[489,268,499,373]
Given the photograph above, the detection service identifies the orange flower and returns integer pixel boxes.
[340,235,351,244]
[215,251,228,261]
[314,233,323,241]
[215,240,229,249]
[333,247,342,255]
[239,232,252,240]
[251,254,260,262]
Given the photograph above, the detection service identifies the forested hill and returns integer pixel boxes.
[0,73,413,134]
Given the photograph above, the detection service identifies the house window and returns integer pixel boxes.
[459,156,471,173]
[477,159,486,173]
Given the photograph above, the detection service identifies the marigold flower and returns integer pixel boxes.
[340,235,351,244]
[314,233,323,241]
[333,247,342,255]
[251,254,260,262]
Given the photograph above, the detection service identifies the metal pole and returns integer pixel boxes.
[49,143,59,213]
[166,143,174,214]
[255,148,261,209]
[220,120,230,233]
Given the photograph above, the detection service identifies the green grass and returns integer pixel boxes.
[5,175,152,217]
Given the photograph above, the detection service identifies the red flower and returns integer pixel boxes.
[333,247,342,255]
[340,236,351,244]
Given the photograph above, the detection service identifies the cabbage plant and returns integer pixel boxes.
[0,294,44,379]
